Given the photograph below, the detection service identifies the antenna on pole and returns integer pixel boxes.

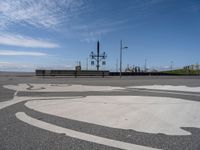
[90,41,107,71]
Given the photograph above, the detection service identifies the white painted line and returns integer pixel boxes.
[14,91,18,96]
[4,84,124,92]
[0,96,82,110]
[0,96,26,110]
[128,85,200,93]
[129,88,200,97]
[16,112,160,150]
[0,89,19,110]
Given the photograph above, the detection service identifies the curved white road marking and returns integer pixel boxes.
[0,96,26,110]
[25,96,200,136]
[4,84,124,92]
[0,96,83,110]
[14,91,18,96]
[4,84,200,97]
[16,112,160,150]
[128,85,200,93]
[128,88,200,97]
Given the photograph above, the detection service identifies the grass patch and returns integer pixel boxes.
[161,69,200,75]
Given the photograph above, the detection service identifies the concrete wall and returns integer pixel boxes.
[35,70,109,77]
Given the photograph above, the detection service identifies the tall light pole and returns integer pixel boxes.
[171,61,173,71]
[116,58,118,72]
[86,58,88,70]
[145,59,147,72]
[120,40,128,78]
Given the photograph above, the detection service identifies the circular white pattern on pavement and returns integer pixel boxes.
[25,96,200,136]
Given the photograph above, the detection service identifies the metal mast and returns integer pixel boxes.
[119,40,128,78]
[97,41,100,71]
[90,41,107,71]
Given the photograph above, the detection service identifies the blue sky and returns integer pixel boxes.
[0,0,200,71]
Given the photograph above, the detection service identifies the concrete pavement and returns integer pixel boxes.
[0,75,200,150]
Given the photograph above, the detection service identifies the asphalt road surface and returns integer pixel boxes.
[0,73,200,150]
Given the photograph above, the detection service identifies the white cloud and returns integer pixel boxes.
[0,61,36,72]
[78,21,128,43]
[0,50,47,56]
[0,61,10,65]
[0,34,59,48]
[0,0,85,29]
[0,61,74,72]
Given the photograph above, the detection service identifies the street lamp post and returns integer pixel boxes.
[120,40,128,78]
[145,59,147,72]
[171,61,173,71]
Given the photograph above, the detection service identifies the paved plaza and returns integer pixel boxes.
[0,74,200,150]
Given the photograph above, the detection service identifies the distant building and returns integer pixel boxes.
[183,64,200,70]
[125,65,141,73]
[151,69,158,72]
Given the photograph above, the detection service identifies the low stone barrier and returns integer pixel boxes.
[35,70,109,77]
